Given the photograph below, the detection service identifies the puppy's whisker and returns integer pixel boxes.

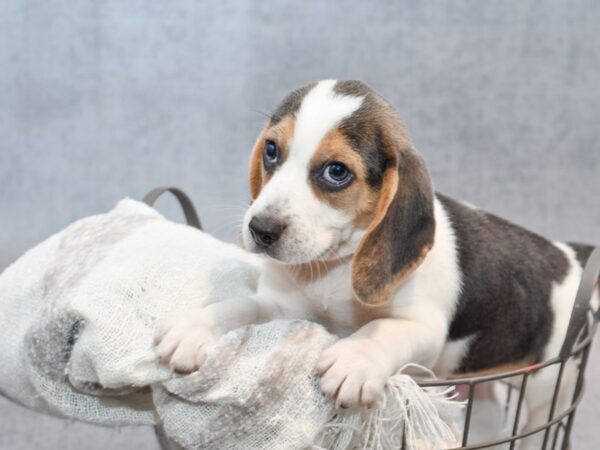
[224,215,246,225]
[250,109,271,120]
[203,201,249,211]
[318,257,335,300]
[222,216,246,232]
[225,214,247,223]
[311,259,320,284]
[224,223,245,235]
[204,207,248,215]
[204,199,249,207]
[204,203,247,209]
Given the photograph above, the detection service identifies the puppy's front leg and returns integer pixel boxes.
[154,296,277,373]
[316,316,446,408]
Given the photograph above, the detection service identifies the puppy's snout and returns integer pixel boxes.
[248,216,285,248]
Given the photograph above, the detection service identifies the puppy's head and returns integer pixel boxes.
[242,80,435,305]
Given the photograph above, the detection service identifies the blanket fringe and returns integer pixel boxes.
[313,364,464,450]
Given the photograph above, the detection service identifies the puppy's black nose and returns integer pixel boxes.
[249,216,284,248]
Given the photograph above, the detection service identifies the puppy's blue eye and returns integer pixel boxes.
[263,140,279,166]
[321,162,353,188]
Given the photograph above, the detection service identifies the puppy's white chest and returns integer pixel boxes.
[305,281,350,312]
[300,265,357,335]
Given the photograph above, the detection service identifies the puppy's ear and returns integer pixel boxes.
[351,141,435,306]
[248,125,269,200]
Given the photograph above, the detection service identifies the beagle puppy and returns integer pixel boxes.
[156,80,599,447]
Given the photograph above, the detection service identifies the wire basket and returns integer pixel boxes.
[419,312,597,449]
[146,187,600,450]
[429,243,599,450]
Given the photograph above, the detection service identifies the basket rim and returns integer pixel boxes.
[418,314,597,387]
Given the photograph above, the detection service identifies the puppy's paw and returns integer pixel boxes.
[315,338,391,408]
[154,312,215,373]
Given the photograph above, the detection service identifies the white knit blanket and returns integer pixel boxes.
[0,199,463,450]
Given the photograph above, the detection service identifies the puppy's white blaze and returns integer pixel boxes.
[543,242,584,360]
[290,79,364,165]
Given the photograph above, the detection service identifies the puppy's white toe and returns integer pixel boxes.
[317,339,390,408]
[360,379,385,406]
[335,375,363,408]
[154,314,215,373]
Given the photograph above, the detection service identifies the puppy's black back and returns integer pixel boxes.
[437,194,577,373]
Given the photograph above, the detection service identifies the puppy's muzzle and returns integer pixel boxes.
[248,216,285,248]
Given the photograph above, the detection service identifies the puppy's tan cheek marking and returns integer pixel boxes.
[265,115,295,162]
[249,127,269,200]
[351,186,379,229]
[308,131,395,322]
[250,115,296,199]
[309,129,377,225]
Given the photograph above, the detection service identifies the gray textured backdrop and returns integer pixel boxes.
[1,0,599,449]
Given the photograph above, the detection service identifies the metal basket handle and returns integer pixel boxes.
[142,186,202,230]
[559,247,600,359]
